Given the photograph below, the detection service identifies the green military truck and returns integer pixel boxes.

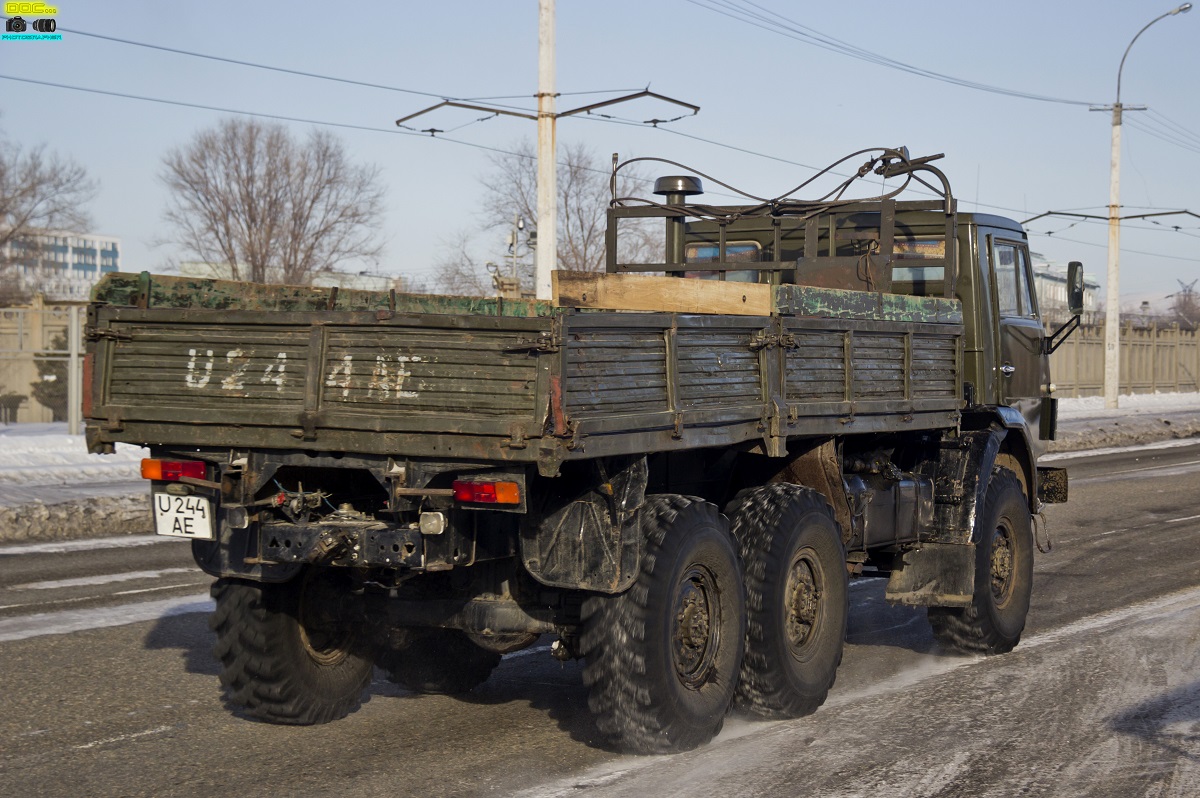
[86,148,1081,753]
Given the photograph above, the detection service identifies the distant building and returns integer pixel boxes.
[1030,254,1100,326]
[1,231,121,301]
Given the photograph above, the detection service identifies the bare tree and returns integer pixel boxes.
[0,133,98,304]
[161,118,386,285]
[436,141,661,295]
[1169,279,1199,330]
[434,231,496,296]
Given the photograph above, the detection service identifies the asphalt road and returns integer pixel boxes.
[1,441,1198,797]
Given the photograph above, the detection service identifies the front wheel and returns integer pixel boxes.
[210,570,374,725]
[928,467,1034,654]
[580,495,746,754]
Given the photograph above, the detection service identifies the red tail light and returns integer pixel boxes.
[141,459,207,481]
[452,480,520,505]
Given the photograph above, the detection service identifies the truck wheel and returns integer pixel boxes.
[726,483,848,719]
[928,467,1033,655]
[210,570,373,725]
[378,629,502,694]
[579,495,746,754]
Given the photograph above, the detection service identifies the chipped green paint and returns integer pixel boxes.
[91,272,559,318]
[774,284,962,324]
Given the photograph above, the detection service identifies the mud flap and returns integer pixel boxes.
[884,542,975,607]
[520,455,647,593]
[1037,467,1068,504]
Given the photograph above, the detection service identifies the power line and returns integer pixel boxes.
[1126,116,1200,156]
[58,27,639,114]
[7,71,1198,264]
[1026,231,1198,262]
[683,0,1099,106]
[0,73,670,189]
[1146,109,1200,148]
[0,73,530,160]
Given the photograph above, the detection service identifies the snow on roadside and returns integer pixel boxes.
[0,423,146,486]
[1057,392,1200,418]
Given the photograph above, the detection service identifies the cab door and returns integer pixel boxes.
[988,236,1049,421]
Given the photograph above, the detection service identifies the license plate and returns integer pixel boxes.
[152,493,215,540]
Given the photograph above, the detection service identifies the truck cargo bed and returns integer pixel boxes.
[87,273,964,473]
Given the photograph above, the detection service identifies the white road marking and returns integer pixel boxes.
[1020,586,1200,651]
[512,583,1200,798]
[0,594,212,642]
[8,568,195,591]
[504,645,552,660]
[1040,437,1200,462]
[73,725,174,750]
[0,535,172,557]
[114,583,203,597]
[1167,513,1200,524]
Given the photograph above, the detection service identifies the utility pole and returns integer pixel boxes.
[1091,3,1191,409]
[536,0,557,301]
[395,4,699,303]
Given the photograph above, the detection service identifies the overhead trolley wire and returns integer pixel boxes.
[58,28,638,113]
[683,0,1100,106]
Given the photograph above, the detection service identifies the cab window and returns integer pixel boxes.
[684,241,760,282]
[993,241,1037,318]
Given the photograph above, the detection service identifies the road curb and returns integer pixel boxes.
[0,493,151,544]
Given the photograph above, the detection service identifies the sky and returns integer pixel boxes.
[1,0,1197,311]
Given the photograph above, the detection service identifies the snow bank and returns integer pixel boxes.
[0,424,146,487]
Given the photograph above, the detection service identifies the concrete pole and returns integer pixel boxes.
[1103,104,1122,409]
[534,0,557,301]
[68,304,82,435]
[1102,3,1193,408]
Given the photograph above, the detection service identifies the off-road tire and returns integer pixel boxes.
[726,483,848,719]
[928,467,1033,654]
[210,572,373,725]
[379,629,502,694]
[580,495,746,754]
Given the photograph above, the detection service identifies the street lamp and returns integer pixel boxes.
[1099,3,1191,409]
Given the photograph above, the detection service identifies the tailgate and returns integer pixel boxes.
[87,306,553,458]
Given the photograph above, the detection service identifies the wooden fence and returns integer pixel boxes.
[1049,324,1200,397]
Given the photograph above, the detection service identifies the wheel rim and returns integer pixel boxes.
[785,548,824,658]
[990,520,1016,609]
[671,565,721,689]
[297,574,354,667]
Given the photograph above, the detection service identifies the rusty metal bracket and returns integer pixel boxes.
[505,424,529,450]
[672,412,684,439]
[749,329,777,351]
[86,327,132,342]
[564,419,587,451]
[292,411,319,441]
[508,330,562,353]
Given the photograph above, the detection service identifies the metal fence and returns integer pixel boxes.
[1049,324,1200,397]
[0,299,85,432]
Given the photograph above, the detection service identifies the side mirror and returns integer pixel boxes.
[1045,261,1085,355]
[1068,261,1084,316]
